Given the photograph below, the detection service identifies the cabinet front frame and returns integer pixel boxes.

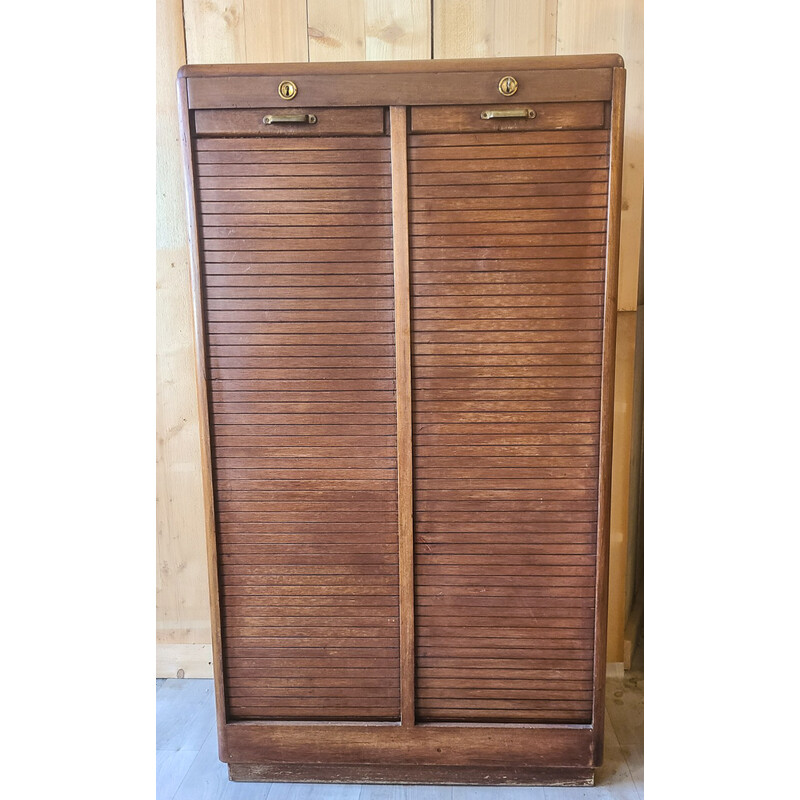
[178,56,625,781]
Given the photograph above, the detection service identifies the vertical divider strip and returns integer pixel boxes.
[389,105,416,726]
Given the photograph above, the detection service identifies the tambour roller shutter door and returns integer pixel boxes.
[409,124,610,723]
[194,119,401,721]
[180,56,624,784]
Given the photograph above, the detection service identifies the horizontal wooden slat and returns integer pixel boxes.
[193,107,385,137]
[203,226,394,241]
[412,221,607,235]
[409,169,608,186]
[201,198,391,211]
[203,250,394,265]
[408,129,610,147]
[197,163,390,179]
[199,175,391,190]
[197,148,391,164]
[410,126,606,724]
[196,136,390,151]
[197,132,401,723]
[409,156,608,173]
[412,246,606,261]
[410,103,605,134]
[410,183,608,199]
[410,141,609,160]
[410,204,606,218]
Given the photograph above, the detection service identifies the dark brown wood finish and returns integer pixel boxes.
[184,64,617,110]
[229,763,595,786]
[179,55,624,785]
[409,103,606,134]
[194,107,385,137]
[408,123,609,725]
[590,65,627,765]
[196,129,401,722]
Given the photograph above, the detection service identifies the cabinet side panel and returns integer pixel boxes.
[408,125,611,723]
[195,131,401,721]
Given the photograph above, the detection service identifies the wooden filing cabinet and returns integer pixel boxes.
[178,55,625,786]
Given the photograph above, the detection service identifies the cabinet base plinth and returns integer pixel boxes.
[228,763,595,786]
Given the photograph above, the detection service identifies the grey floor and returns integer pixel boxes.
[156,646,643,800]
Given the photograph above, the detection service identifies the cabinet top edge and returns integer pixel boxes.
[177,54,624,81]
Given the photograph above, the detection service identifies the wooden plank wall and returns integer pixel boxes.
[156,0,644,675]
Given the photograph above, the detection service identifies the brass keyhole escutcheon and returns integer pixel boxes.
[498,75,518,96]
[278,80,298,100]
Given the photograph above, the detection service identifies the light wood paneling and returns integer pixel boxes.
[156,0,211,668]
[157,644,214,679]
[245,0,309,63]
[367,0,431,59]
[626,284,644,615]
[433,0,557,58]
[308,0,367,61]
[556,0,643,311]
[606,309,637,662]
[184,0,247,64]
[309,1,431,61]
[185,0,309,64]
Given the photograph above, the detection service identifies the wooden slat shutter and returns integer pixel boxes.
[195,128,401,721]
[408,127,610,724]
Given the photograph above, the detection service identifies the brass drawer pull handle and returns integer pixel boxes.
[480,109,536,120]
[263,113,318,125]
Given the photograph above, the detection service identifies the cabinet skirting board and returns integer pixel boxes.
[229,764,595,786]
[178,54,626,785]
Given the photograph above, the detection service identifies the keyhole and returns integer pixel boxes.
[278,80,297,100]
[498,75,518,96]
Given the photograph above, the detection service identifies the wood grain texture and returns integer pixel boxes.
[556,0,643,310]
[156,0,210,676]
[591,65,624,762]
[230,763,593,785]
[186,67,613,109]
[156,674,644,795]
[308,1,431,62]
[172,51,633,784]
[625,280,643,617]
[156,643,214,679]
[245,0,309,63]
[433,0,557,58]
[195,129,402,721]
[308,0,367,61]
[193,106,385,137]
[226,721,593,766]
[606,308,636,665]
[161,0,642,703]
[390,106,416,726]
[183,0,246,64]
[410,102,605,134]
[181,54,623,77]
[366,0,431,60]
[408,123,610,724]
